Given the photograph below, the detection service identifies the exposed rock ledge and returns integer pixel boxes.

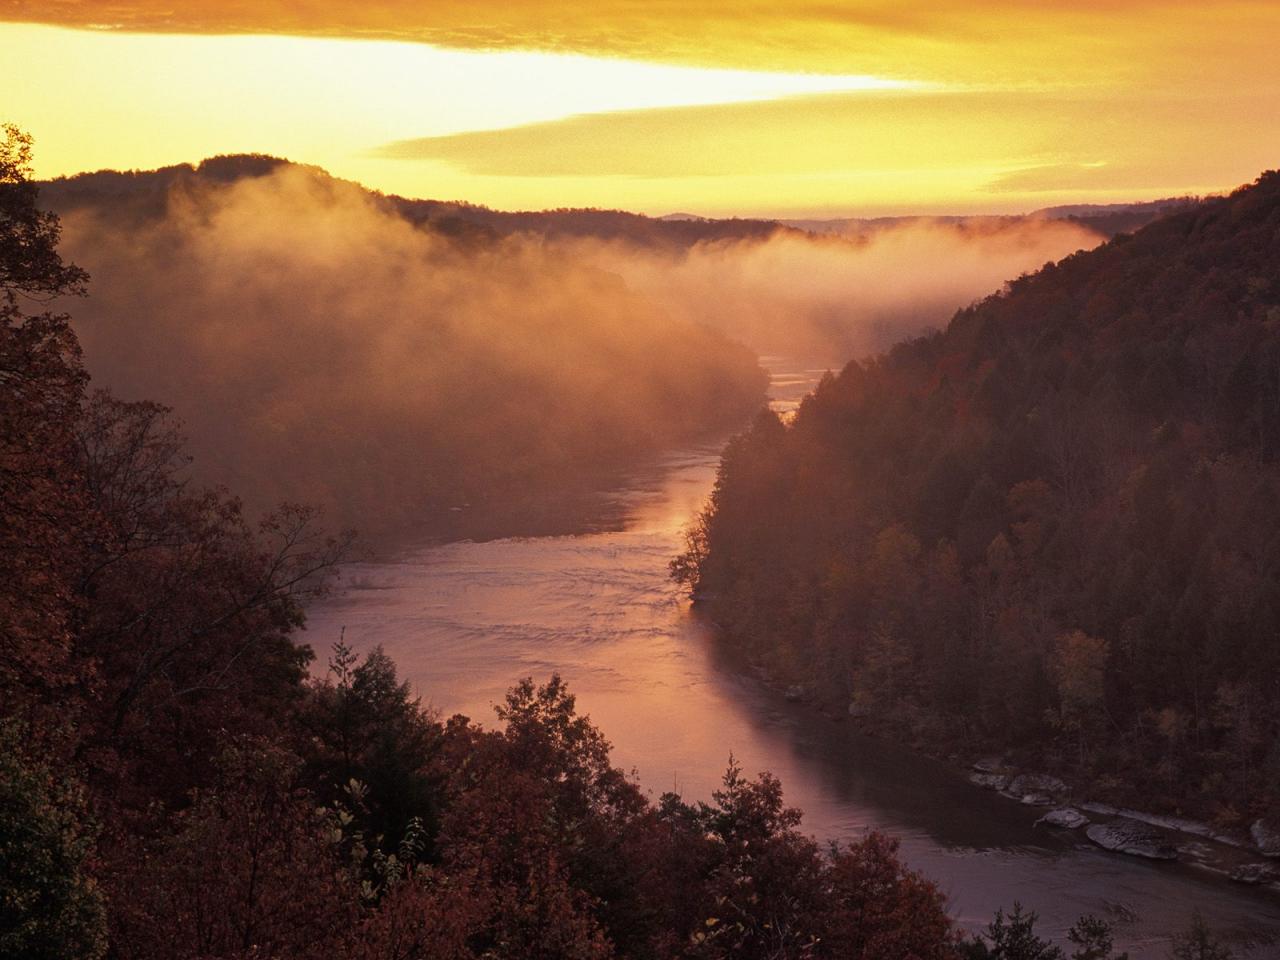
[968,771,1009,791]
[1085,819,1179,860]
[1035,807,1089,830]
[775,680,1280,868]
[1079,802,1248,849]
[1001,773,1070,806]
[966,765,1071,804]
[1230,862,1279,885]
[1252,819,1280,858]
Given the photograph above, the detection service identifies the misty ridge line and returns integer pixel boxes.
[47,160,765,541]
[42,156,1163,543]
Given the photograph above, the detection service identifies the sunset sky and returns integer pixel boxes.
[4,2,1279,216]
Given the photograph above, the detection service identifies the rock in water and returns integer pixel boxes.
[972,757,1009,774]
[969,772,1009,790]
[1086,819,1178,860]
[1036,808,1089,830]
[1230,863,1278,885]
[1252,819,1280,858]
[1006,774,1069,800]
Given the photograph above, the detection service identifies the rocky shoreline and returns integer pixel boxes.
[963,757,1280,886]
[758,668,1280,891]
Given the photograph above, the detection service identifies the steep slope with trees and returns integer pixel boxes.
[679,170,1280,826]
[2,128,1231,960]
[1,127,977,960]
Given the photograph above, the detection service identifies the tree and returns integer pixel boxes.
[0,722,106,960]
[1066,915,1127,960]
[1169,914,1233,960]
[0,125,91,721]
[302,641,443,857]
[670,507,712,592]
[965,903,1064,960]
[0,125,87,297]
[687,760,826,959]
[70,393,351,801]
[1050,631,1110,763]
[106,740,358,960]
[1211,680,1263,801]
[823,831,957,960]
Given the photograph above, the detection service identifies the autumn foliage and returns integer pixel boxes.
[679,169,1280,823]
[1,127,961,959]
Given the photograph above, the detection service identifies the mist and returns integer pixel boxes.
[563,216,1105,361]
[51,161,1103,540]
[54,165,765,539]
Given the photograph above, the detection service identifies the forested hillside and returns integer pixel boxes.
[2,127,975,960]
[1,121,1243,960]
[679,170,1280,825]
[41,158,795,250]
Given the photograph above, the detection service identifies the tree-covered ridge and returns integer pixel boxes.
[39,155,796,249]
[1,127,971,960]
[680,169,1280,823]
[1,128,1238,959]
[40,157,1188,249]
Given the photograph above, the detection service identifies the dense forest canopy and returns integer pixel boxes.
[680,169,1280,826]
[0,125,985,960]
[3,128,1246,959]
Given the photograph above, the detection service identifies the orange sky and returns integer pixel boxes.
[4,2,1279,215]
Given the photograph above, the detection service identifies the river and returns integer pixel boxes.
[306,361,1280,958]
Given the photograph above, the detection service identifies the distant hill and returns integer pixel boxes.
[388,199,791,248]
[46,155,1124,366]
[1034,197,1199,219]
[41,155,297,225]
[781,197,1202,241]
[43,157,792,249]
[45,155,1192,250]
[680,169,1280,825]
[39,158,1198,541]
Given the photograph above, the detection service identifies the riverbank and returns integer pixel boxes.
[735,651,1280,898]
[308,355,1280,957]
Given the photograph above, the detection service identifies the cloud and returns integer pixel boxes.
[7,1,1275,88]
[374,86,1280,207]
[8,3,1279,214]
[376,91,1028,178]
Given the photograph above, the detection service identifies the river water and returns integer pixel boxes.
[306,362,1280,958]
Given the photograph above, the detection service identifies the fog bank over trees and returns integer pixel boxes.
[45,156,1142,539]
[568,216,1108,360]
[46,160,767,539]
